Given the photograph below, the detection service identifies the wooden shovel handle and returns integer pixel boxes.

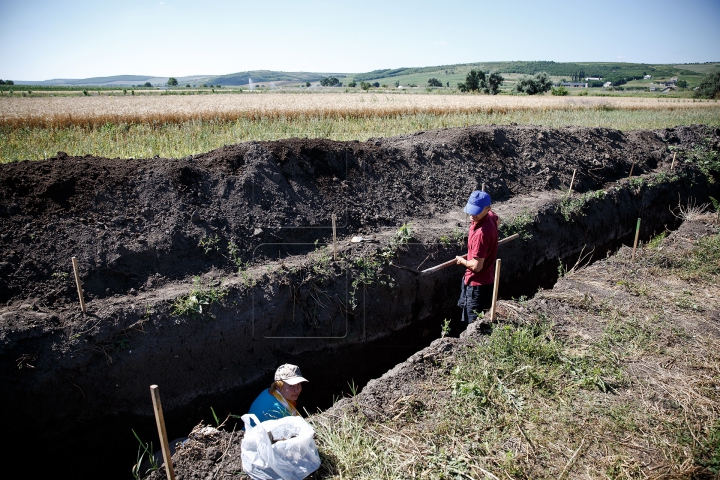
[420,233,520,275]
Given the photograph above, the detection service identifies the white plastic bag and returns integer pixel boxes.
[241,414,321,480]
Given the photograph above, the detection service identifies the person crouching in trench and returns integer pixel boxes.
[247,363,308,427]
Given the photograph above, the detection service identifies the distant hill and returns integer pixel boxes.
[8,61,715,87]
[205,70,348,86]
[15,74,214,87]
[11,71,343,87]
[351,61,701,82]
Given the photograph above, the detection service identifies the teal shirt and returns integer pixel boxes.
[247,389,291,426]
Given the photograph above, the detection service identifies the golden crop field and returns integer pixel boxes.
[1,92,719,162]
[1,92,717,128]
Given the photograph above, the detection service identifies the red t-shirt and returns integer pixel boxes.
[464,210,499,286]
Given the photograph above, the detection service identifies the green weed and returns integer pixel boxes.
[499,209,535,240]
[198,234,220,254]
[601,316,656,353]
[558,258,566,278]
[113,338,129,352]
[451,227,467,244]
[210,406,221,427]
[647,231,667,249]
[347,379,359,397]
[131,429,158,479]
[673,234,720,282]
[629,176,644,189]
[311,240,334,281]
[379,223,413,261]
[616,279,648,296]
[684,139,720,176]
[143,303,153,321]
[557,189,607,221]
[441,318,451,338]
[696,421,720,474]
[349,255,390,310]
[227,241,243,270]
[171,276,227,318]
[649,171,679,186]
[674,291,702,311]
[347,225,409,310]
[227,241,256,287]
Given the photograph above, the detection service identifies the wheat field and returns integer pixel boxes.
[1,92,717,128]
[1,92,719,162]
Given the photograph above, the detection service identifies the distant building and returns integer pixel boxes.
[603,82,613,88]
[644,75,652,79]
[585,77,602,81]
[560,82,588,88]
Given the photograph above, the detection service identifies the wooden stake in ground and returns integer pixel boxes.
[481,183,485,192]
[628,159,636,178]
[670,151,677,171]
[568,168,577,195]
[150,385,176,480]
[489,258,502,322]
[71,256,86,313]
[631,218,641,262]
[331,214,338,261]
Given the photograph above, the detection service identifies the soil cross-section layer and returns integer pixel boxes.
[0,124,719,478]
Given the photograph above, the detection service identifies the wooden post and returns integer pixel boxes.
[481,183,485,192]
[568,168,577,195]
[331,214,337,261]
[670,151,677,171]
[489,259,502,322]
[150,385,176,480]
[628,159,636,178]
[71,256,86,313]
[631,218,641,262]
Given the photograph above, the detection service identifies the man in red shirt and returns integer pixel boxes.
[456,191,499,323]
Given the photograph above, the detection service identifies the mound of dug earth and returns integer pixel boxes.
[2,124,714,305]
[149,216,720,479]
[1,124,718,478]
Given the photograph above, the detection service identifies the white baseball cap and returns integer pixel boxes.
[274,364,308,385]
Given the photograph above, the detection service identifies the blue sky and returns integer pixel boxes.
[1,0,719,80]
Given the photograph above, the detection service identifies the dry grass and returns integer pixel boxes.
[1,93,718,129]
[310,217,720,479]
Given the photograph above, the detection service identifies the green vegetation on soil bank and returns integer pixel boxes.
[311,217,720,478]
[2,107,720,163]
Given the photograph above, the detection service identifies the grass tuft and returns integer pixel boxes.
[171,276,227,318]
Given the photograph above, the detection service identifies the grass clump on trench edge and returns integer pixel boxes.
[309,214,720,479]
[170,276,227,319]
[2,106,720,162]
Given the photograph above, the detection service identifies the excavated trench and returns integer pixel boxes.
[1,124,719,478]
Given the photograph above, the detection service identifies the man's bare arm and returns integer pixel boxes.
[456,256,484,272]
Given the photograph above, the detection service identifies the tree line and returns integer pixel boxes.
[457,70,504,94]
